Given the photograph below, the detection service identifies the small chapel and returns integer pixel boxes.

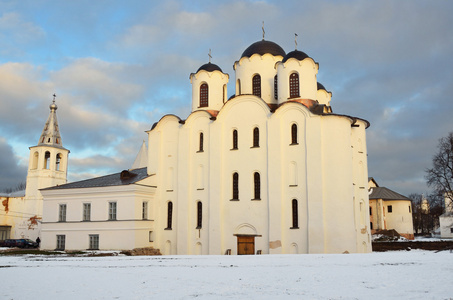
[38,37,372,254]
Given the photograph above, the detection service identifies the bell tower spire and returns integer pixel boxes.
[38,94,63,148]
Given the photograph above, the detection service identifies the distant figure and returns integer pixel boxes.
[36,237,41,247]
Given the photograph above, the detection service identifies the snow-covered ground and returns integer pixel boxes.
[0,250,452,299]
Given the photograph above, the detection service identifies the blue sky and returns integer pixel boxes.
[1,0,452,196]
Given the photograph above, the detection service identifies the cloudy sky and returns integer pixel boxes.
[0,0,452,196]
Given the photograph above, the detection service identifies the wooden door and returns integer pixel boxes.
[237,236,255,255]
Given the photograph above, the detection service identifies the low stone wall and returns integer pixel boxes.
[372,241,453,252]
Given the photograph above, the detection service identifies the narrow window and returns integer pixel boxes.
[370,222,373,230]
[253,172,260,200]
[56,235,65,250]
[196,201,202,229]
[237,79,241,95]
[44,151,50,169]
[166,202,173,229]
[232,172,239,200]
[223,84,226,103]
[253,127,259,147]
[388,205,393,213]
[56,153,61,171]
[109,202,117,220]
[409,206,411,213]
[200,83,208,107]
[450,228,453,234]
[89,234,99,250]
[232,129,238,150]
[32,152,39,169]
[252,74,261,97]
[291,199,299,228]
[291,124,298,144]
[199,132,204,152]
[142,201,148,220]
[83,203,91,221]
[289,73,300,98]
[369,207,372,216]
[274,75,278,99]
[149,231,154,242]
[59,204,67,222]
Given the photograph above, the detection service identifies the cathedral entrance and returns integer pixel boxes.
[237,235,255,255]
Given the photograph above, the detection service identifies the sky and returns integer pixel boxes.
[0,0,452,196]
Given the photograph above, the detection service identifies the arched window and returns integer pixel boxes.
[232,172,239,200]
[200,83,208,107]
[274,75,278,99]
[291,199,299,228]
[289,73,299,98]
[232,129,238,150]
[196,202,202,229]
[291,124,298,145]
[166,202,173,229]
[199,132,204,152]
[56,153,62,171]
[253,127,259,147]
[252,74,261,97]
[32,152,39,169]
[44,151,50,169]
[253,172,260,200]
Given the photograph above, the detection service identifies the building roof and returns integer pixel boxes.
[241,40,286,59]
[196,62,223,73]
[41,167,149,190]
[282,50,310,63]
[369,186,411,201]
[37,97,66,149]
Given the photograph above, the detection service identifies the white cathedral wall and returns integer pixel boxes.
[234,54,282,104]
[148,97,371,254]
[320,117,358,253]
[216,96,271,255]
[276,58,318,103]
[190,71,228,112]
[350,121,372,252]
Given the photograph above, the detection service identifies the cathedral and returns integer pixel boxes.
[38,37,371,254]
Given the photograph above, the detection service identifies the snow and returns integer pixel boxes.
[0,251,452,299]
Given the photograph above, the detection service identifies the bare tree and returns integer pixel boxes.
[426,132,453,212]
[1,182,26,194]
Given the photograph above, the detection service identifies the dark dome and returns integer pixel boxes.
[317,82,326,90]
[282,50,309,63]
[241,40,286,59]
[197,62,223,73]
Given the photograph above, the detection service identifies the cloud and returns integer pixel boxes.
[0,137,27,191]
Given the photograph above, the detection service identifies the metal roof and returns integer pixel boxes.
[41,167,149,190]
[369,186,411,201]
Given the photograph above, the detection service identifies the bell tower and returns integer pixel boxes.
[24,95,69,239]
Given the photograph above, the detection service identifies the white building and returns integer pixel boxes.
[368,178,414,239]
[439,194,453,238]
[41,38,371,254]
[0,98,69,241]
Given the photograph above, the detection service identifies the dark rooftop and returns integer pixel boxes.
[369,187,411,201]
[282,50,310,63]
[241,40,286,59]
[197,62,223,73]
[41,167,150,190]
